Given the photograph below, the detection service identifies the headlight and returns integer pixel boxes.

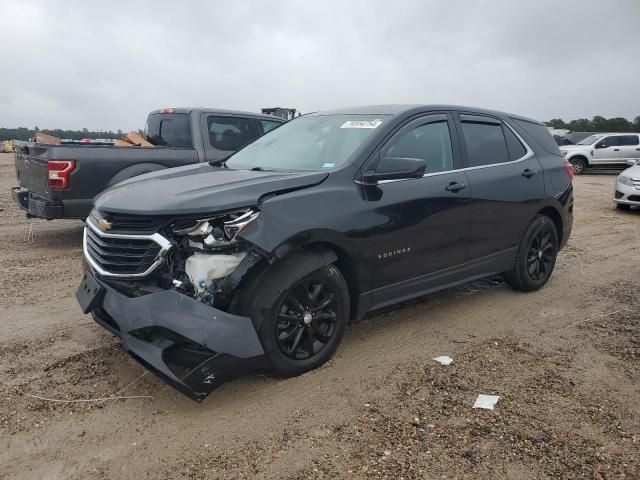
[618,175,633,187]
[222,210,260,240]
[171,208,259,247]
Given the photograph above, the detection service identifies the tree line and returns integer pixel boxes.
[545,116,640,133]
[0,127,123,142]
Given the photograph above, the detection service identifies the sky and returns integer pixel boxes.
[0,0,639,131]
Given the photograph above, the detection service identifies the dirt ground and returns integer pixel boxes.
[0,152,638,479]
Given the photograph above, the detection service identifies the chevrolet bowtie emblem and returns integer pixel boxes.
[98,218,113,231]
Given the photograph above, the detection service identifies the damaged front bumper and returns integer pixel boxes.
[75,272,264,401]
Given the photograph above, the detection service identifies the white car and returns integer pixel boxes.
[614,161,640,210]
[561,133,640,174]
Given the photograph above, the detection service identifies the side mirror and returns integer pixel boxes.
[595,142,608,149]
[361,157,426,184]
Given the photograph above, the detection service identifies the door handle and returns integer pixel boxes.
[613,148,620,151]
[445,182,467,192]
[522,168,538,178]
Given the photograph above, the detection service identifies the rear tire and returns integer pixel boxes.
[503,215,558,292]
[616,203,631,211]
[569,157,587,175]
[233,260,350,378]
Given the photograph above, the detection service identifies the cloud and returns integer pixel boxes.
[0,0,638,130]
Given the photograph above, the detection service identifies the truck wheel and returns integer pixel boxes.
[503,215,558,292]
[235,261,350,377]
[569,157,586,175]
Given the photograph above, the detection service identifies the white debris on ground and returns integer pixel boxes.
[432,356,454,365]
[472,394,501,410]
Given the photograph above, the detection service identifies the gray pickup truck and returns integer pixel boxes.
[11,108,284,219]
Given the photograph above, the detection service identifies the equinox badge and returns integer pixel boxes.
[378,247,411,260]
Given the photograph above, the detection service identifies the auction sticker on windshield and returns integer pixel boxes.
[340,119,383,129]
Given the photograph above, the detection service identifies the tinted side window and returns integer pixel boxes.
[460,121,509,167]
[383,120,453,173]
[618,135,639,146]
[599,136,615,147]
[207,116,257,151]
[261,120,281,134]
[503,125,527,160]
[512,118,561,156]
[145,113,193,147]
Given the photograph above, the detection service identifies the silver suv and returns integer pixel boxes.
[561,133,640,174]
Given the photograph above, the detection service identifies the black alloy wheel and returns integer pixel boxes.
[527,227,555,281]
[275,278,339,360]
[503,214,558,292]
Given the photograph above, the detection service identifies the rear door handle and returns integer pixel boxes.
[445,182,467,192]
[522,168,538,178]
[613,148,620,151]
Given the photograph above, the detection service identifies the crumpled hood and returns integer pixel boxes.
[94,163,329,215]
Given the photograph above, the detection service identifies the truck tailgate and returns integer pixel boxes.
[14,144,50,197]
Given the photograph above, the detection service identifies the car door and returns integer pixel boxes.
[591,135,617,165]
[200,114,260,162]
[361,113,471,304]
[454,113,544,263]
[616,135,640,164]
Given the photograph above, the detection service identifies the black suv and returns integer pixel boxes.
[76,105,574,400]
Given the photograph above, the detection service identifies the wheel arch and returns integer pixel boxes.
[536,206,563,245]
[567,153,589,165]
[107,162,168,187]
[297,241,361,320]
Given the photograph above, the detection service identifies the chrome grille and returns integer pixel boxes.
[83,218,171,278]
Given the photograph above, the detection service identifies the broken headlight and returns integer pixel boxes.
[171,209,259,248]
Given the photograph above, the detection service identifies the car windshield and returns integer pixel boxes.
[576,134,604,145]
[225,114,388,171]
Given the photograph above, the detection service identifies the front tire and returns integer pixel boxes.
[503,215,559,292]
[235,261,350,378]
[569,157,587,175]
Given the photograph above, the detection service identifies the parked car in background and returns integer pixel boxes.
[76,104,574,400]
[614,160,640,210]
[560,133,640,174]
[11,108,284,220]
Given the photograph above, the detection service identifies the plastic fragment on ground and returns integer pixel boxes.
[473,394,500,410]
[432,356,454,366]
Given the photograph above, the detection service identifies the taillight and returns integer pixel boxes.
[48,160,75,189]
[563,161,574,180]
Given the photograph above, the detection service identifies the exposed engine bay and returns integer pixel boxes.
[165,209,259,306]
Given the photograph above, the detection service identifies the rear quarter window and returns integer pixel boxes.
[145,113,193,148]
[511,118,561,156]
